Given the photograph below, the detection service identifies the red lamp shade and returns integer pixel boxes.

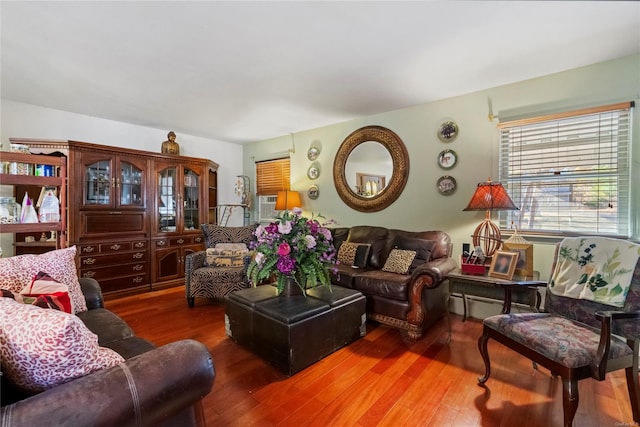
[463,179,518,258]
[275,191,301,211]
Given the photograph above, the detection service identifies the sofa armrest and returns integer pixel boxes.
[410,256,458,288]
[1,339,215,427]
[80,277,105,310]
[405,256,457,327]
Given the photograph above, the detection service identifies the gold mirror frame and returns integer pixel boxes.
[333,125,409,212]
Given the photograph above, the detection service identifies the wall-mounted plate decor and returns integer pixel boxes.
[307,146,320,161]
[307,164,320,180]
[437,120,459,143]
[437,149,458,169]
[307,184,319,200]
[437,175,457,195]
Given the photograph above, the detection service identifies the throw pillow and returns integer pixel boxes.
[382,249,417,274]
[205,247,248,267]
[393,236,437,273]
[0,297,124,392]
[337,242,372,268]
[214,243,248,252]
[19,271,72,313]
[0,246,87,314]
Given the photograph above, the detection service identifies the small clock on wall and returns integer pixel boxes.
[437,120,459,143]
[437,149,458,169]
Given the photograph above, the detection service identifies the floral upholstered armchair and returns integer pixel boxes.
[478,237,640,427]
[185,224,258,307]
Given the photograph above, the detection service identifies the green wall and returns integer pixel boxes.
[244,54,640,277]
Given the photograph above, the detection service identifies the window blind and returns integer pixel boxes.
[498,102,633,237]
[255,158,290,196]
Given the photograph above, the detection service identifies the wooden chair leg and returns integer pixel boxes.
[626,340,640,422]
[561,377,579,427]
[477,329,491,384]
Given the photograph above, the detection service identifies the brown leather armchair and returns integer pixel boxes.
[330,226,456,341]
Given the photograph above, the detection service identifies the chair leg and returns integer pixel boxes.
[561,377,579,427]
[625,340,640,422]
[187,297,195,308]
[477,328,491,385]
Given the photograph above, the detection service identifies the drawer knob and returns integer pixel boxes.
[133,264,144,271]
[157,240,166,247]
[83,246,95,253]
[83,258,96,265]
[110,244,121,250]
[133,276,144,283]
[133,252,144,259]
[177,238,185,244]
[82,271,96,278]
[134,242,145,248]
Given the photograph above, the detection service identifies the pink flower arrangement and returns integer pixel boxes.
[247,208,337,294]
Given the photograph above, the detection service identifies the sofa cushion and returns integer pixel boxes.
[331,264,361,288]
[347,226,389,269]
[0,246,87,314]
[392,236,436,272]
[382,249,417,274]
[337,242,371,268]
[0,298,124,392]
[76,308,135,346]
[353,270,411,301]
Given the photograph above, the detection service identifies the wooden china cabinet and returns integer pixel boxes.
[11,139,218,298]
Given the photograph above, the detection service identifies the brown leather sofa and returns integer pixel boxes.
[330,226,456,341]
[1,278,215,427]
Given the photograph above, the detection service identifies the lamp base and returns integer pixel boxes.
[471,218,503,259]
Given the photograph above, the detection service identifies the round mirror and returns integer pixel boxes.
[333,126,409,212]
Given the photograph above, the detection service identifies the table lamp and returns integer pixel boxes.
[463,178,518,258]
[275,190,301,211]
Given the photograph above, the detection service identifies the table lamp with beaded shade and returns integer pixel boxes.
[463,178,518,259]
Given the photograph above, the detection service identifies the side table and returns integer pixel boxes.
[448,269,547,321]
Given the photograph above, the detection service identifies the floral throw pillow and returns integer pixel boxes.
[0,298,124,392]
[0,246,87,313]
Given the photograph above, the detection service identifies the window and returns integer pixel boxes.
[256,158,290,196]
[256,157,290,223]
[498,102,633,237]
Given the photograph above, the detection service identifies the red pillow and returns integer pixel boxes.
[19,271,72,313]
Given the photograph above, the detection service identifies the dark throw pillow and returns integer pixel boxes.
[337,242,372,268]
[393,236,437,273]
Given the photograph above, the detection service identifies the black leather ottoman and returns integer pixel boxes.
[225,285,366,375]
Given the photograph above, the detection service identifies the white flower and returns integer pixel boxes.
[305,235,317,249]
[278,220,292,235]
[254,252,264,265]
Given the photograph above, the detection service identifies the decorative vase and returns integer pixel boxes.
[281,277,303,297]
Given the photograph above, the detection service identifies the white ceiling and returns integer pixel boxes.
[2,1,639,144]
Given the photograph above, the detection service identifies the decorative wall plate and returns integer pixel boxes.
[307,165,319,180]
[437,149,458,169]
[437,120,459,143]
[307,146,320,161]
[307,184,319,200]
[437,175,457,195]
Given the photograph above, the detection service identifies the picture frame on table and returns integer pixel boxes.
[488,250,519,280]
[503,242,534,277]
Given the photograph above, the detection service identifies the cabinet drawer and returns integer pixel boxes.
[80,262,147,280]
[80,251,147,267]
[99,242,132,253]
[97,275,148,294]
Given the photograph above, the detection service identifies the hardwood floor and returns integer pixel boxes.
[106,286,634,426]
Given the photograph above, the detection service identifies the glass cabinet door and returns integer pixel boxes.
[119,161,144,207]
[85,160,112,205]
[183,168,200,232]
[158,166,177,232]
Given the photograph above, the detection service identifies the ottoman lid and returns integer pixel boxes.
[227,285,278,307]
[255,296,330,323]
[307,285,364,307]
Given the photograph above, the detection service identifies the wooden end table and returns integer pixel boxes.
[448,268,547,321]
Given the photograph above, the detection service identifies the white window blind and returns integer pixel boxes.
[498,102,633,237]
